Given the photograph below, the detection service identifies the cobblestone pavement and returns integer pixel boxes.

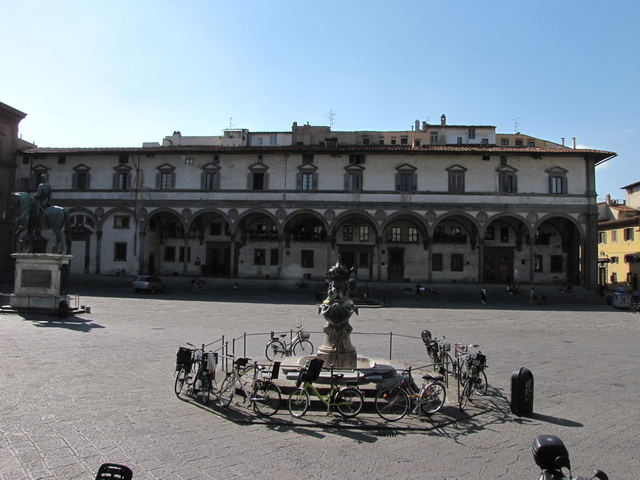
[1,283,638,479]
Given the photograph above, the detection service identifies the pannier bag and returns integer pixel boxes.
[176,347,193,371]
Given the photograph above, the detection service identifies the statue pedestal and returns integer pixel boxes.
[10,254,73,311]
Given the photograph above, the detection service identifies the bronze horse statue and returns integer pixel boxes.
[13,192,71,254]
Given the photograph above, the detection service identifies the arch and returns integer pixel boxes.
[97,206,137,231]
[332,210,380,238]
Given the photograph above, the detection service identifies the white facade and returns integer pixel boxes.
[15,120,615,289]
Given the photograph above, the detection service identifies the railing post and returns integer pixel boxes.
[243,332,247,358]
[389,332,393,360]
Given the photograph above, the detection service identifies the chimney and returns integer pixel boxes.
[606,194,611,205]
[441,114,446,126]
[561,137,565,146]
[415,120,420,132]
[572,137,576,149]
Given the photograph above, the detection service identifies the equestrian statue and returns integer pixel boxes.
[13,174,71,255]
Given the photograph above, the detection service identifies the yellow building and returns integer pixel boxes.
[597,190,640,292]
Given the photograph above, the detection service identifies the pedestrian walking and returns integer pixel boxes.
[481,288,487,304]
[530,287,536,304]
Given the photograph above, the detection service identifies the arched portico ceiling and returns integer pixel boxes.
[332,210,380,237]
[283,209,328,232]
[186,208,231,236]
[432,211,479,238]
[483,212,532,238]
[535,213,585,240]
[235,208,280,234]
[142,208,185,232]
[96,206,136,230]
[69,207,99,227]
[283,210,328,245]
[382,210,428,236]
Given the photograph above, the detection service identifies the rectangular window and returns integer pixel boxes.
[400,174,413,192]
[22,156,29,165]
[501,139,509,146]
[76,173,88,190]
[451,226,461,236]
[550,255,563,273]
[515,139,523,146]
[185,158,194,164]
[484,226,495,240]
[302,173,314,191]
[408,227,418,243]
[113,216,130,229]
[598,232,607,244]
[451,253,464,271]
[449,173,464,192]
[528,141,536,147]
[58,155,66,164]
[20,178,29,190]
[468,128,476,139]
[432,253,443,271]
[343,225,353,241]
[534,255,543,272]
[116,173,128,190]
[349,154,365,165]
[114,243,127,261]
[391,227,402,242]
[358,253,369,268]
[160,172,172,189]
[430,131,438,143]
[348,172,362,191]
[400,137,408,145]
[252,172,264,190]
[204,172,217,190]
[119,155,129,164]
[359,225,369,242]
[500,227,509,243]
[254,249,266,265]
[624,228,634,241]
[210,222,222,236]
[551,177,564,194]
[270,135,277,146]
[301,250,314,268]
[164,246,175,262]
[362,138,370,145]
[302,154,314,164]
[270,248,279,266]
[611,230,617,243]
[500,174,516,193]
[179,246,191,263]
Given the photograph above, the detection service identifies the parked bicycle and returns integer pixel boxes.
[217,357,282,416]
[458,349,488,411]
[174,342,218,405]
[190,277,204,292]
[421,330,454,380]
[265,322,314,361]
[374,367,447,421]
[288,358,364,418]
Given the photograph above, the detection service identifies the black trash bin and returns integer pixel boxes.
[58,300,69,318]
[511,367,534,416]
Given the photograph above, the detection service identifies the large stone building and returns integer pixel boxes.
[0,102,31,274]
[16,116,615,289]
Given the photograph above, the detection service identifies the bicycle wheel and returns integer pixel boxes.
[240,364,257,391]
[419,382,446,415]
[375,387,410,421]
[293,340,314,356]
[472,370,488,396]
[265,341,286,362]
[252,381,282,417]
[174,367,187,396]
[218,374,236,407]
[186,360,199,386]
[200,374,212,405]
[459,379,473,411]
[335,386,364,418]
[288,387,310,417]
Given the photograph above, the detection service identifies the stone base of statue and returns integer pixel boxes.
[10,253,73,312]
[316,318,358,369]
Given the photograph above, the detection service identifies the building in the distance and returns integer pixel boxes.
[16,116,616,290]
[597,187,640,292]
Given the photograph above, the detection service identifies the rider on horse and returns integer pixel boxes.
[33,173,52,218]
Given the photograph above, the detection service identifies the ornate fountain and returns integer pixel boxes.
[316,257,359,368]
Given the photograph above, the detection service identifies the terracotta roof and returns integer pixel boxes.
[20,144,616,159]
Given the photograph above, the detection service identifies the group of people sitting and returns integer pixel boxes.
[506,284,522,295]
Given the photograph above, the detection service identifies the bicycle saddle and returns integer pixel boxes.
[332,373,345,379]
[422,374,444,382]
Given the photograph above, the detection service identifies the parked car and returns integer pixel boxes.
[132,275,167,294]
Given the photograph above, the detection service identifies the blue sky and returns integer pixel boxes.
[3,0,638,201]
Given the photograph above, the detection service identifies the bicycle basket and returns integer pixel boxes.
[300,331,310,340]
[471,353,486,368]
[442,342,451,352]
[297,358,324,386]
[176,347,193,369]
